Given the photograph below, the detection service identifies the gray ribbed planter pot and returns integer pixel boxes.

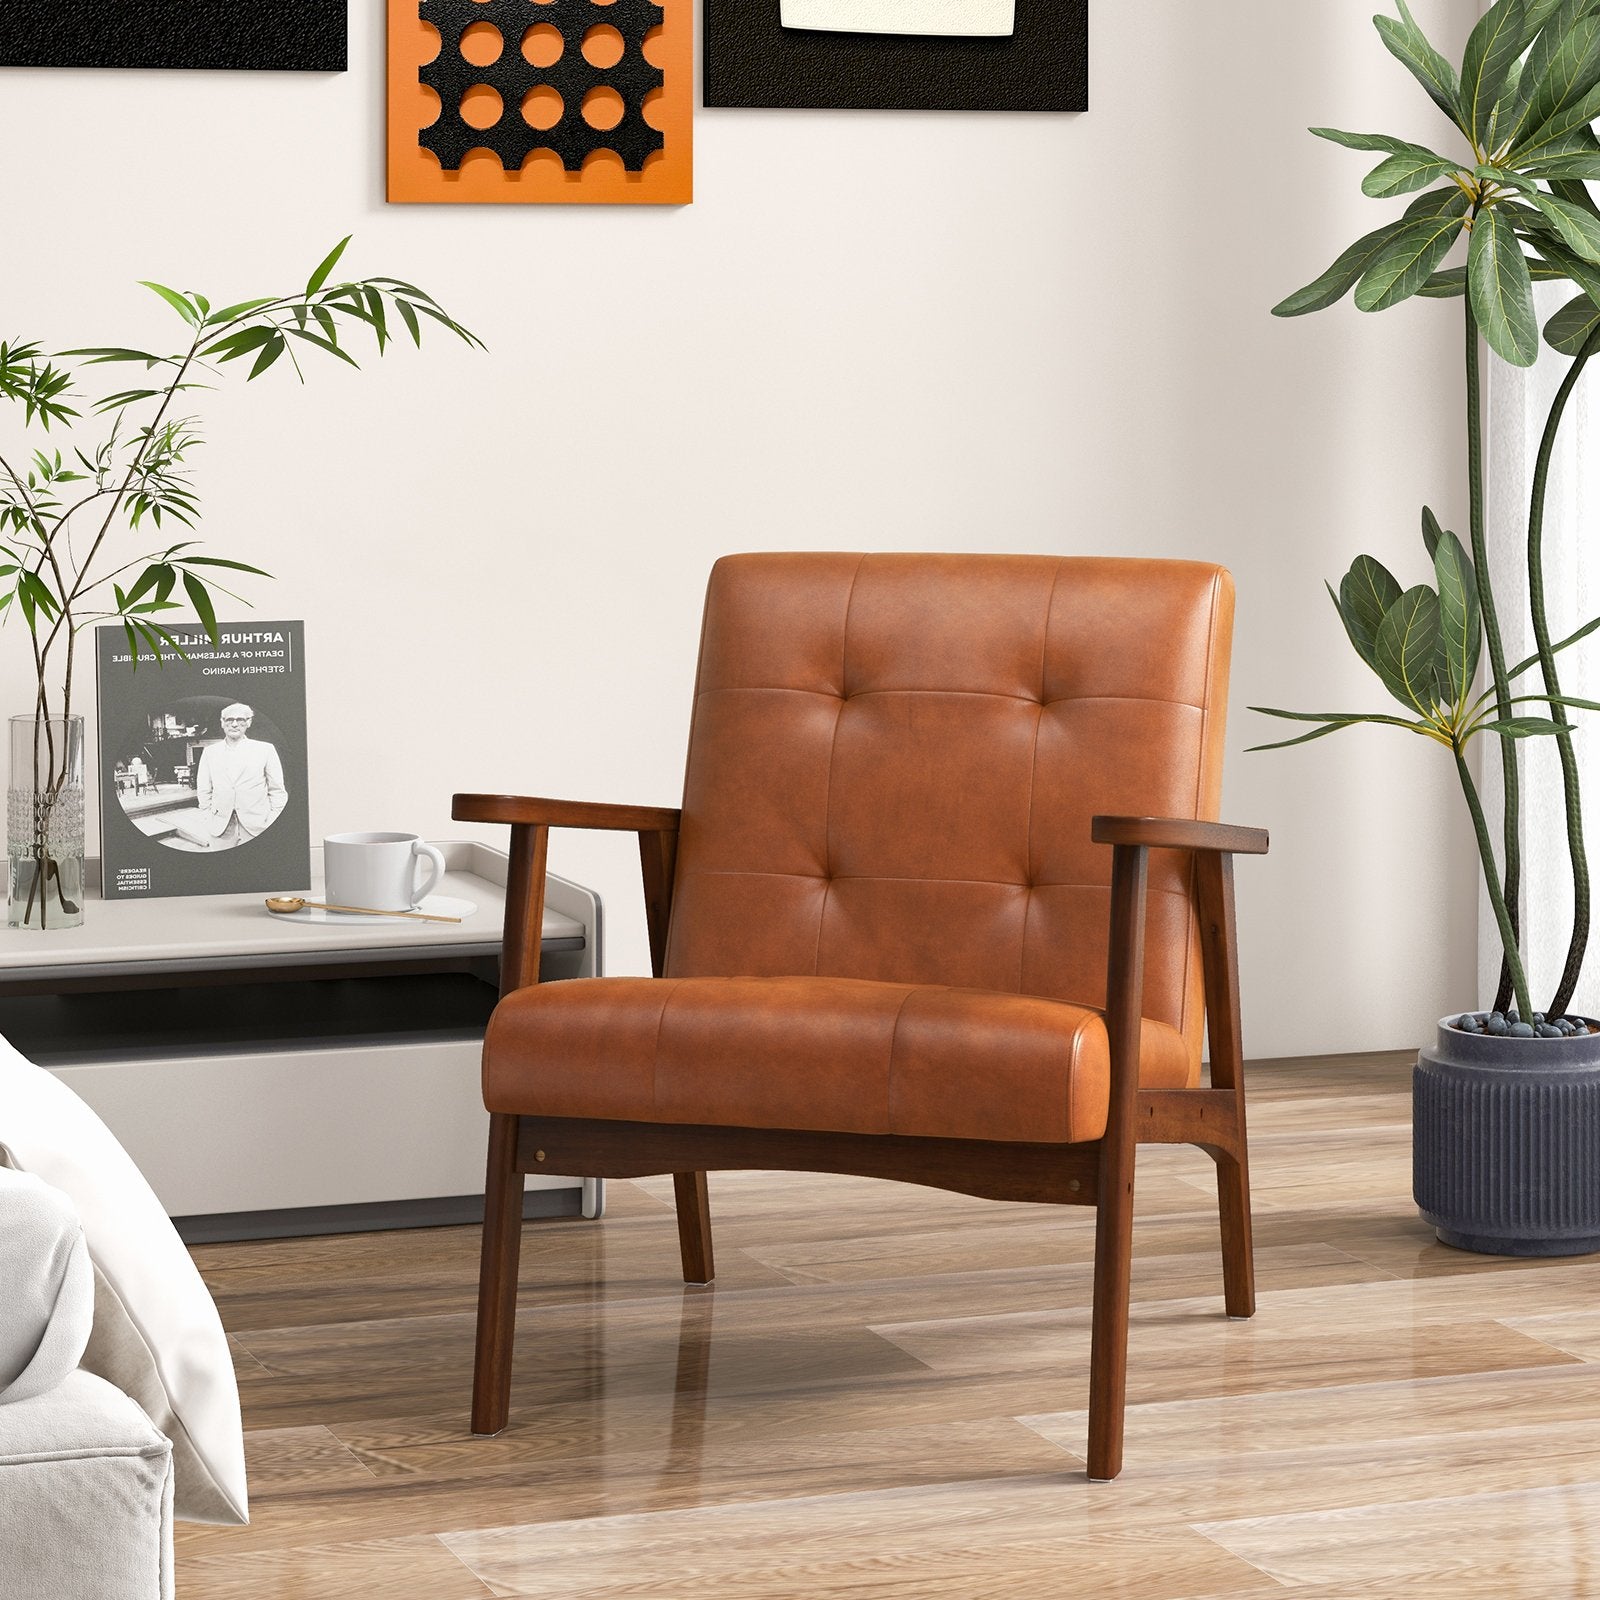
[1415,1017,1600,1256]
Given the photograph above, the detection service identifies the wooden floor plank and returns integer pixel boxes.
[174,1053,1600,1597]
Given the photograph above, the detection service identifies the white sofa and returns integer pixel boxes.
[0,1167,175,1600]
[0,1039,250,1598]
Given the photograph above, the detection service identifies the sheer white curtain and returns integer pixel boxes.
[1480,281,1600,1015]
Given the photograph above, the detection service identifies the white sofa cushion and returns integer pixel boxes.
[0,1036,247,1525]
[0,1166,94,1404]
[0,1368,174,1600]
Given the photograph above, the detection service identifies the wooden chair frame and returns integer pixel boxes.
[454,792,1267,1482]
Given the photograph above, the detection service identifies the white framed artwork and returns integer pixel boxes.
[779,0,1015,37]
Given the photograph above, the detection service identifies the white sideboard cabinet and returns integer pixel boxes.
[0,841,601,1242]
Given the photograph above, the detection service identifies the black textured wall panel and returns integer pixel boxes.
[0,2,346,71]
[704,0,1086,111]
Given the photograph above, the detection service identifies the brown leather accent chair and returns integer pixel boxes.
[455,552,1266,1481]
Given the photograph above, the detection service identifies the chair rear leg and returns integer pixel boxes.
[472,1113,524,1435]
[1196,853,1255,1321]
[1214,1144,1255,1318]
[673,1171,714,1285]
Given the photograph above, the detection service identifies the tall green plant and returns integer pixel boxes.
[0,237,481,925]
[1259,0,1600,1023]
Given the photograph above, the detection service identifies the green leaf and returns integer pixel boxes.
[138,282,200,325]
[1272,222,1409,316]
[1246,705,1438,753]
[306,236,353,297]
[1338,554,1404,667]
[373,277,442,307]
[129,618,164,662]
[1469,205,1539,364]
[286,328,361,368]
[1520,0,1572,46]
[201,324,279,362]
[1480,716,1575,736]
[180,556,272,576]
[1544,288,1600,350]
[1523,230,1600,303]
[1514,68,1600,161]
[1354,200,1470,312]
[1476,161,1539,195]
[1363,151,1460,197]
[325,293,379,330]
[92,388,163,413]
[1433,527,1482,705]
[58,347,169,367]
[364,287,389,352]
[1505,0,1590,144]
[1519,124,1600,172]
[1421,505,1445,560]
[1529,692,1600,712]
[1310,127,1452,160]
[1463,0,1529,146]
[404,299,484,348]
[124,565,160,606]
[1418,266,1468,297]
[1247,721,1367,753]
[1527,190,1600,260]
[1507,611,1600,681]
[247,333,286,380]
[19,571,59,622]
[1375,2,1466,130]
[1373,584,1445,713]
[1520,147,1600,177]
[148,624,191,663]
[181,571,218,646]
[1491,54,1528,151]
[205,296,278,326]
[1407,185,1474,219]
[396,298,421,346]
[1551,171,1600,217]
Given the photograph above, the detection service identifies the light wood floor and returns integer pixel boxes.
[177,1051,1600,1598]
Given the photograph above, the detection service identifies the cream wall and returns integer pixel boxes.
[0,1,1476,1056]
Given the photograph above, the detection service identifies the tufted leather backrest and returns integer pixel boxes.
[663,553,1234,1078]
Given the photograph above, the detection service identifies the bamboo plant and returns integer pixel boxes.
[1258,0,1600,1028]
[0,237,481,927]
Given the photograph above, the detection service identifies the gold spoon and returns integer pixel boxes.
[265,896,462,924]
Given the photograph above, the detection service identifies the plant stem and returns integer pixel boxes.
[1528,326,1600,1017]
[19,340,200,924]
[1467,302,1523,1012]
[1456,744,1533,1019]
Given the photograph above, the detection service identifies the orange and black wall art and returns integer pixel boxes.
[388,0,690,204]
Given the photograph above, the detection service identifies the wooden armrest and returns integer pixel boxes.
[456,793,681,994]
[452,794,681,832]
[1091,816,1268,855]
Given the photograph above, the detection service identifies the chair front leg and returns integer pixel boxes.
[1087,840,1148,1482]
[472,1112,525,1436]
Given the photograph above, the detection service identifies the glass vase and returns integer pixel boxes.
[8,713,85,930]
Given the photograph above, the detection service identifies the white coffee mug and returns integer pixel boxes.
[323,832,446,912]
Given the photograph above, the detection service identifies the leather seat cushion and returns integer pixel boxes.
[484,976,1191,1146]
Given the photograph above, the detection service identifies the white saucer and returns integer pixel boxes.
[268,894,479,926]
